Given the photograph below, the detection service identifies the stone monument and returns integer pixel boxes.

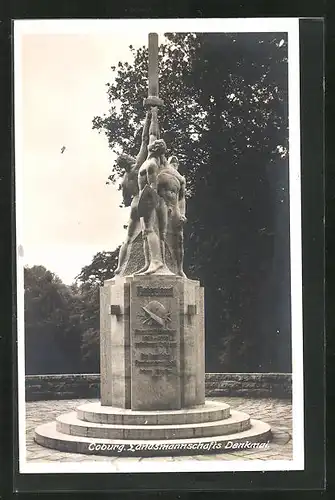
[35,33,271,456]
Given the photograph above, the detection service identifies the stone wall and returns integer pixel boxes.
[205,373,292,399]
[26,374,100,402]
[25,373,291,401]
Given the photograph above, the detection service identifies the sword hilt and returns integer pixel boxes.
[143,96,164,108]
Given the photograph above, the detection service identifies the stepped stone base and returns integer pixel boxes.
[77,400,230,425]
[34,400,272,457]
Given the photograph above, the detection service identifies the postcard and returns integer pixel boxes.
[14,18,304,475]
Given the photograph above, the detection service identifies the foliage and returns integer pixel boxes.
[24,265,82,374]
[24,250,119,374]
[75,249,119,290]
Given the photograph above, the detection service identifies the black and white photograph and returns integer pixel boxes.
[14,18,304,474]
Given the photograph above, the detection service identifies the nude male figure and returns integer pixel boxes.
[136,106,170,275]
[157,156,187,277]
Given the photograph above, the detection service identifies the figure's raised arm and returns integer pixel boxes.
[136,110,151,167]
[148,106,160,145]
[178,176,186,219]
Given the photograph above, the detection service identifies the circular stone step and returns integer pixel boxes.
[35,419,271,457]
[56,410,251,440]
[77,400,231,425]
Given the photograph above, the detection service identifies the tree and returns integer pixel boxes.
[75,249,120,290]
[24,265,82,374]
[24,253,120,375]
[92,33,291,372]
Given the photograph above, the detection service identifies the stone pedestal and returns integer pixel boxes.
[100,274,205,410]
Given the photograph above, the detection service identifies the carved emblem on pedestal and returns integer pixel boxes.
[139,300,171,328]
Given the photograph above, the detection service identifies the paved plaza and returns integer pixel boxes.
[25,396,292,467]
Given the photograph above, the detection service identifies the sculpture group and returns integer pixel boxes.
[115,106,186,278]
[114,33,186,278]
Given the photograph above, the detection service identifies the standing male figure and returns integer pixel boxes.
[157,156,187,277]
[136,106,170,275]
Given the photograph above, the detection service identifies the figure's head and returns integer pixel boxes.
[148,139,167,156]
[116,153,136,172]
[168,155,179,170]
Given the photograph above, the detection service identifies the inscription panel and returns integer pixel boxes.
[130,279,181,410]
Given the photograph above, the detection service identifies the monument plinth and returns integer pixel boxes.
[34,32,272,457]
[100,275,205,410]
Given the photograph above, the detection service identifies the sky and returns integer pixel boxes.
[17,30,153,284]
